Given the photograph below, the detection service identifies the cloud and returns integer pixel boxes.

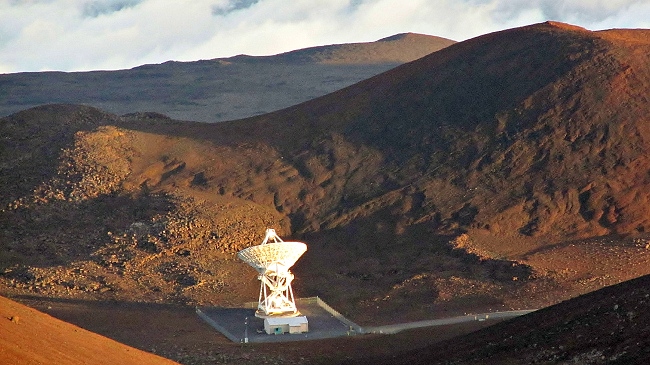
[82,0,141,18]
[212,0,261,16]
[0,0,648,73]
[489,0,648,25]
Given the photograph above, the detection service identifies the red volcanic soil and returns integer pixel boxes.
[0,295,178,365]
[15,294,507,365]
[2,21,650,365]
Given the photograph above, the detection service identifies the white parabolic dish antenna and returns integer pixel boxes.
[237,229,307,317]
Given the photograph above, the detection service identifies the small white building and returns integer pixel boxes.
[264,316,308,335]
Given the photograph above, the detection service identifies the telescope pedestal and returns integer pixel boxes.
[237,228,309,334]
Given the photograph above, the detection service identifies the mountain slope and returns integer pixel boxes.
[0,295,178,365]
[231,32,456,64]
[3,22,650,327]
[208,21,650,240]
[351,273,650,365]
[0,33,454,122]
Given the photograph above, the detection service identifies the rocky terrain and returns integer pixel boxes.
[0,33,455,122]
[352,273,650,365]
[2,21,650,364]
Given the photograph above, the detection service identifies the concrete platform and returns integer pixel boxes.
[196,297,361,343]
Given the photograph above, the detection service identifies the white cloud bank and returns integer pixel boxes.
[1,0,649,73]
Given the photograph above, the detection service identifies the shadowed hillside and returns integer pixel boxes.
[350,274,650,365]
[0,33,454,122]
[3,21,650,342]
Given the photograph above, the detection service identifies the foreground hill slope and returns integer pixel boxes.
[2,22,650,326]
[0,33,454,122]
[352,274,650,365]
[0,295,178,365]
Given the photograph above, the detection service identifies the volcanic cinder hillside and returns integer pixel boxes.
[0,33,454,122]
[2,21,650,364]
[0,295,178,365]
[351,273,650,365]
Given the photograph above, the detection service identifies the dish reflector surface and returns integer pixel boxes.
[237,241,307,273]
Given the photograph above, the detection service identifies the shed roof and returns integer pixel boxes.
[265,316,308,326]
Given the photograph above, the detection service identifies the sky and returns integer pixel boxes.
[1,0,649,73]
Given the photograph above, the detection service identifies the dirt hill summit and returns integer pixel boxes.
[231,32,456,64]
[3,23,650,363]
[211,21,650,240]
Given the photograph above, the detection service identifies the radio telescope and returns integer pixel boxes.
[237,229,307,318]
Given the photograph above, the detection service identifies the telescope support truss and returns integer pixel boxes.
[237,229,307,318]
[258,261,297,315]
